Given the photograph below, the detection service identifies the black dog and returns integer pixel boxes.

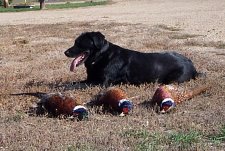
[65,32,200,86]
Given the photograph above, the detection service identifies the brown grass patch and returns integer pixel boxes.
[156,24,181,31]
[0,21,225,150]
[184,39,225,49]
[169,34,203,39]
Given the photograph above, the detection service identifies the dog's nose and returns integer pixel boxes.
[64,50,70,57]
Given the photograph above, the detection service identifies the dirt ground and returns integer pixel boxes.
[0,0,225,150]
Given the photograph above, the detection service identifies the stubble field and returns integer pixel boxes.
[0,1,225,150]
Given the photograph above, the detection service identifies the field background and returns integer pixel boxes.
[0,0,225,150]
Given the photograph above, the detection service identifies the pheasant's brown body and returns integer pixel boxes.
[97,87,127,112]
[152,84,210,106]
[38,93,81,117]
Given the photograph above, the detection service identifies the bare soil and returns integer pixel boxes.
[0,0,225,150]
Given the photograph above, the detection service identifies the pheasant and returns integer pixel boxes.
[151,84,210,113]
[88,87,133,116]
[11,92,88,121]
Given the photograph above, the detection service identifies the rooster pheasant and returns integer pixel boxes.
[38,93,88,120]
[151,84,210,113]
[12,92,88,121]
[88,87,133,116]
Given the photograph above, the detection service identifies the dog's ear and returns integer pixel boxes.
[91,32,106,49]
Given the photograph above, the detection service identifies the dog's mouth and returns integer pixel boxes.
[70,52,89,72]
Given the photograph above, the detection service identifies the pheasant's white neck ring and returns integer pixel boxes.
[73,105,87,111]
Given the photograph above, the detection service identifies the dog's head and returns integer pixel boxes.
[64,32,108,72]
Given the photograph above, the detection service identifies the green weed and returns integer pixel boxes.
[0,1,107,12]
[209,125,225,143]
[168,131,202,149]
[121,129,165,151]
[121,129,203,150]
[46,1,107,10]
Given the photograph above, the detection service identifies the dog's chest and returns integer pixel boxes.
[85,62,107,81]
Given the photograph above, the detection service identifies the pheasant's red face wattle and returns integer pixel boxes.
[161,105,171,112]
[122,107,129,114]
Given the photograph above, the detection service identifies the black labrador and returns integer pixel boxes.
[64,32,200,86]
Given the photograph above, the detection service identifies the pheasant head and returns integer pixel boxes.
[118,99,133,116]
[73,105,88,121]
[160,98,176,113]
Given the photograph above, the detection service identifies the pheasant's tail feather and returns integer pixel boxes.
[10,92,48,99]
[184,84,211,100]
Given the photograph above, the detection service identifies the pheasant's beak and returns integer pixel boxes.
[119,112,125,117]
[160,109,166,114]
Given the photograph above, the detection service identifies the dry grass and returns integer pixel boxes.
[184,39,225,49]
[169,34,202,40]
[0,21,225,150]
[156,24,181,32]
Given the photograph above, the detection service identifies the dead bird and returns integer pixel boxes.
[86,87,133,116]
[151,84,210,113]
[11,92,88,121]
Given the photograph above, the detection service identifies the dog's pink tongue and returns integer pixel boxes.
[70,58,79,72]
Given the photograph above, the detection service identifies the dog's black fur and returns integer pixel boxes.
[65,32,200,87]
